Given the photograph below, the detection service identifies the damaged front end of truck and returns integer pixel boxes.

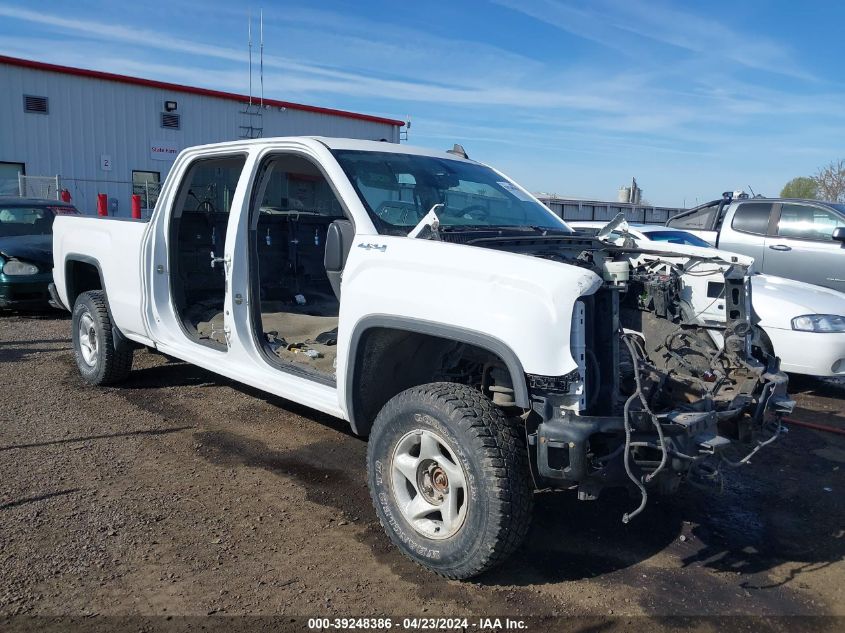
[467,217,794,521]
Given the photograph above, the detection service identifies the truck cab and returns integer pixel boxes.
[667,193,845,291]
[52,138,792,579]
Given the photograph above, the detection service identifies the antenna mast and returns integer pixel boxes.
[248,10,253,106]
[238,8,264,139]
[260,9,264,108]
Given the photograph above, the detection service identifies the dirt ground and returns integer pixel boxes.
[1,312,843,630]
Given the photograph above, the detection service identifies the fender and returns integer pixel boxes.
[345,314,529,435]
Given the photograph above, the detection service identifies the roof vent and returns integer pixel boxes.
[23,94,49,114]
[160,112,181,129]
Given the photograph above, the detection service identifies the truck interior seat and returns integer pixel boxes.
[254,212,339,306]
[251,211,341,376]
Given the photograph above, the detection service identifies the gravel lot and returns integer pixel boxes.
[1,312,843,629]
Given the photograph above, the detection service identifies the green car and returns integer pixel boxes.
[0,197,79,310]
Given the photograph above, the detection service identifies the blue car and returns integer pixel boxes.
[0,197,79,310]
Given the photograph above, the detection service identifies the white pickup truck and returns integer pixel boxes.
[51,137,792,579]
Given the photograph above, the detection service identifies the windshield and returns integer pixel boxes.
[331,150,572,235]
[644,230,712,248]
[0,206,55,237]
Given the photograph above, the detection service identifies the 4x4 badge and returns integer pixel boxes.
[358,243,387,252]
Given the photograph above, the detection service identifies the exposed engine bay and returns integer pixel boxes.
[443,218,794,521]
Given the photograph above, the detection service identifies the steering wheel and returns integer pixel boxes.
[456,205,490,221]
[375,201,420,224]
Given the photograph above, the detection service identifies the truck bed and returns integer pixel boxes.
[52,215,151,344]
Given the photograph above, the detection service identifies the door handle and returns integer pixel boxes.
[210,251,231,269]
[768,244,791,251]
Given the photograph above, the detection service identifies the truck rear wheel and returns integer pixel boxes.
[72,290,133,385]
[367,382,533,579]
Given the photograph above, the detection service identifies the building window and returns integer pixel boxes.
[132,170,161,209]
[160,112,180,129]
[0,162,25,196]
[23,95,49,114]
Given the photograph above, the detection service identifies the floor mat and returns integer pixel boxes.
[262,312,338,375]
[195,310,338,376]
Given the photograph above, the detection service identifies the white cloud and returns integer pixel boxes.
[0,4,636,113]
[492,0,812,80]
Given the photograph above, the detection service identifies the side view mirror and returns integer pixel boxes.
[833,227,845,242]
[324,219,354,298]
[324,220,354,272]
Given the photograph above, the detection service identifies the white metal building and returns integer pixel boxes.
[0,55,404,216]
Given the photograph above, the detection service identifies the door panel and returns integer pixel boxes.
[763,203,845,291]
[149,153,248,353]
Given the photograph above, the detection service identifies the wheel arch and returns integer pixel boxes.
[64,254,105,308]
[345,315,529,436]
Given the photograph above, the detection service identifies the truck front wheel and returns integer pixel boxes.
[71,290,133,385]
[366,382,533,579]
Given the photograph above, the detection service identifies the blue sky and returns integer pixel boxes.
[1,0,844,206]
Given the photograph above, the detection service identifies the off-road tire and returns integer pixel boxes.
[72,290,133,385]
[367,382,533,579]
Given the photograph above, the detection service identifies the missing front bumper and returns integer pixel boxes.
[530,369,791,495]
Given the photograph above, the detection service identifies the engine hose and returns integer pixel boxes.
[622,336,668,483]
[669,449,698,461]
[621,390,647,524]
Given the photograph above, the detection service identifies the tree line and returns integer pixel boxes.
[781,159,845,201]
